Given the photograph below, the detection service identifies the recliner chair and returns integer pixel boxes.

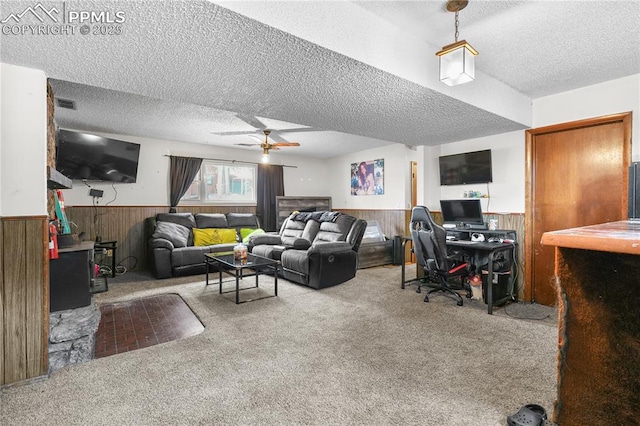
[408,206,471,306]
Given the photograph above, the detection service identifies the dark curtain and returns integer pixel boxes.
[257,164,284,231]
[169,156,203,213]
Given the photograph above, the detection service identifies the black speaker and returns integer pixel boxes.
[629,162,640,219]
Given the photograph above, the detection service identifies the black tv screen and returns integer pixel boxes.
[440,199,484,225]
[439,149,492,185]
[56,130,140,183]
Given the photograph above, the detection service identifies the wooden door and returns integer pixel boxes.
[410,161,417,208]
[525,113,631,306]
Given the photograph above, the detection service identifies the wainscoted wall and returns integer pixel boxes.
[65,205,256,272]
[0,216,49,386]
[66,206,525,297]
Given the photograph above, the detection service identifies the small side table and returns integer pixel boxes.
[94,240,117,278]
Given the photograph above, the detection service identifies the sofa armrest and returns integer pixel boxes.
[250,234,283,246]
[148,239,173,278]
[308,241,353,254]
[151,238,175,250]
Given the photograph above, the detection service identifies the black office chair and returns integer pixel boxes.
[409,206,472,306]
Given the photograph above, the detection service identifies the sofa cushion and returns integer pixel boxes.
[227,213,259,228]
[195,213,228,228]
[153,221,190,248]
[301,220,320,242]
[156,213,196,228]
[280,249,310,274]
[313,215,356,243]
[171,246,211,267]
[193,228,237,246]
[156,213,196,246]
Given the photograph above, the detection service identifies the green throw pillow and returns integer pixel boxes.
[242,228,265,244]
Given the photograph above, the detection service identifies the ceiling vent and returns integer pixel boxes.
[56,98,76,110]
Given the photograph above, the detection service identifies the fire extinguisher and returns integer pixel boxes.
[49,222,59,260]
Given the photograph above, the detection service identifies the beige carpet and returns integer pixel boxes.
[0,265,558,425]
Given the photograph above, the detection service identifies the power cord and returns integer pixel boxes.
[502,242,552,321]
[116,255,137,275]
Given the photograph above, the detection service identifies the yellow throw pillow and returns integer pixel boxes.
[193,228,238,246]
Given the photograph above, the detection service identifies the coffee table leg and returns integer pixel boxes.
[218,264,223,294]
[205,259,209,286]
[235,270,240,304]
[275,263,279,296]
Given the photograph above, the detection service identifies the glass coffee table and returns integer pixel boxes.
[204,252,279,304]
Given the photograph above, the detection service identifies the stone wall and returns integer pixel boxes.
[48,300,101,373]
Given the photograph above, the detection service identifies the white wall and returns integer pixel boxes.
[0,63,47,216]
[327,143,419,210]
[55,73,640,211]
[421,131,526,214]
[534,74,640,159]
[60,131,331,206]
[416,74,640,215]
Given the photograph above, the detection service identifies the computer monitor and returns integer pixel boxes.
[440,199,486,229]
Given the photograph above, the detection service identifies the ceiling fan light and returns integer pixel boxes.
[261,153,270,163]
[436,40,477,86]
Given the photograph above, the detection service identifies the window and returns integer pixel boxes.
[181,160,256,203]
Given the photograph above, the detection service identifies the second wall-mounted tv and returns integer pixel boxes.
[439,149,492,186]
[56,130,141,183]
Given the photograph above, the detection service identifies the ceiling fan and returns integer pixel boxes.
[234,130,300,163]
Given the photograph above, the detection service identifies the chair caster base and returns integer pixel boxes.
[456,299,463,306]
[423,295,429,302]
[416,287,421,294]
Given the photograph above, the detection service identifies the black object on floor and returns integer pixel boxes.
[507,404,552,426]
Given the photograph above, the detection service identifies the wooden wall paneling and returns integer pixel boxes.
[336,209,407,239]
[65,205,258,272]
[1,217,48,386]
[25,219,47,377]
[275,196,332,229]
[486,213,526,300]
[0,218,4,385]
[2,219,28,384]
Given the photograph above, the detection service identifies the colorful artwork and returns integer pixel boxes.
[351,159,384,195]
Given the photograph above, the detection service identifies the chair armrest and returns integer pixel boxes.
[250,234,283,246]
[151,238,174,250]
[308,241,353,254]
[290,238,311,250]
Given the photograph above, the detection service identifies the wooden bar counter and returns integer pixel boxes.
[541,221,640,425]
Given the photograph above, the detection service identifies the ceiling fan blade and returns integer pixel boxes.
[272,142,301,147]
[276,127,318,133]
[235,113,267,129]
[234,143,261,147]
[212,130,259,136]
[248,134,264,143]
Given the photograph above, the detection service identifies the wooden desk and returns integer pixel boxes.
[541,221,640,425]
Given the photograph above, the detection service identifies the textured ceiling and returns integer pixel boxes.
[1,1,639,159]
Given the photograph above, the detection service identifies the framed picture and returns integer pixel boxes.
[351,159,384,195]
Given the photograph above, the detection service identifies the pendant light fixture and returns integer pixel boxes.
[261,148,270,163]
[436,0,478,86]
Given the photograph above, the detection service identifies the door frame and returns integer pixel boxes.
[524,112,632,302]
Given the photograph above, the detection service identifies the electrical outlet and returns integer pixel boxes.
[89,189,104,198]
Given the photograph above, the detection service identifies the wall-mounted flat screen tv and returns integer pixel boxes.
[56,130,141,183]
[439,149,492,186]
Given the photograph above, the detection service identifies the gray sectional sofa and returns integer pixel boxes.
[145,212,260,278]
[248,211,367,289]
